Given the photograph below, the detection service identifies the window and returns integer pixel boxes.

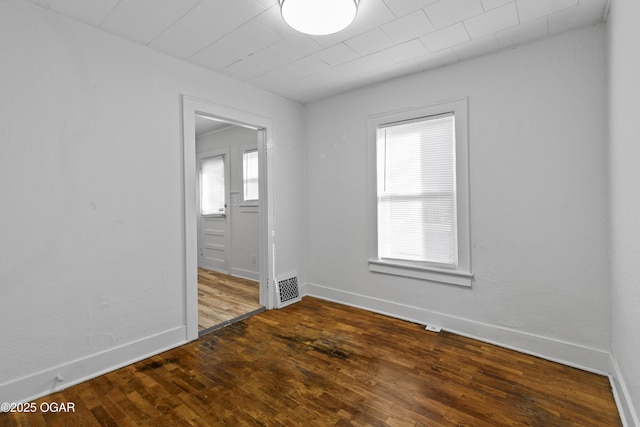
[243,149,259,202]
[368,99,472,286]
[200,155,225,216]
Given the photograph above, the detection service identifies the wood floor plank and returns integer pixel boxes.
[1,297,620,426]
[197,268,262,331]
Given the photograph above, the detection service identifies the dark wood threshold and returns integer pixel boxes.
[198,306,266,337]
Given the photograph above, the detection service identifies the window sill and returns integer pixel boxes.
[368,259,473,287]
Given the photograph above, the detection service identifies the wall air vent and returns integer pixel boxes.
[275,273,301,308]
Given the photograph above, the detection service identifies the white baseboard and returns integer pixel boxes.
[230,267,260,282]
[609,355,640,427]
[0,326,186,404]
[304,282,610,375]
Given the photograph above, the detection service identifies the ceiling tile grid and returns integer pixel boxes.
[379,9,436,44]
[345,28,395,56]
[420,22,471,52]
[25,0,610,103]
[464,2,519,39]
[425,0,485,29]
[99,0,202,45]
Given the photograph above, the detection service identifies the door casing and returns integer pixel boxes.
[182,95,274,342]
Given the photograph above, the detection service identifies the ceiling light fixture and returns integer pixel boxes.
[279,0,359,36]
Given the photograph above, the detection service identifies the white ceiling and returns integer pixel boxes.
[26,0,610,104]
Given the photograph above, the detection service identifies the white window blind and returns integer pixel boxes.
[200,155,225,215]
[376,113,457,266]
[243,149,259,201]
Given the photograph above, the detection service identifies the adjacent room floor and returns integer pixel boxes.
[197,268,263,333]
[1,297,621,426]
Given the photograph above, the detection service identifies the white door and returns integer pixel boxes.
[198,149,230,273]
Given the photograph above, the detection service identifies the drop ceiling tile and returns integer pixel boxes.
[383,39,430,63]
[309,0,396,48]
[250,66,303,89]
[380,10,436,44]
[496,15,548,48]
[452,33,500,60]
[252,4,298,38]
[290,56,331,75]
[420,23,470,52]
[464,2,519,39]
[424,0,484,29]
[25,0,609,104]
[100,0,202,45]
[148,1,239,59]
[221,58,271,81]
[320,62,363,84]
[314,43,360,66]
[27,0,120,26]
[345,28,394,56]
[190,21,282,70]
[189,43,244,71]
[350,52,396,72]
[248,46,294,69]
[272,34,323,60]
[226,20,283,54]
[252,0,278,8]
[548,0,606,34]
[382,0,440,18]
[516,0,578,23]
[481,0,514,11]
[203,0,268,26]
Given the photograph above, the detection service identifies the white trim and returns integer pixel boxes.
[609,355,640,427]
[230,268,260,282]
[368,259,473,287]
[304,282,611,375]
[182,95,275,342]
[0,327,185,404]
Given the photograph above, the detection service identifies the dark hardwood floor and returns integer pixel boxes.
[198,268,262,332]
[1,297,620,426]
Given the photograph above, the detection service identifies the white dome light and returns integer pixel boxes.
[280,0,359,36]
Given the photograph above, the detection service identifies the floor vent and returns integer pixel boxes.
[276,274,301,308]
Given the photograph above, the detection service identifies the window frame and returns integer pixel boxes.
[199,154,226,218]
[242,148,260,204]
[367,99,472,287]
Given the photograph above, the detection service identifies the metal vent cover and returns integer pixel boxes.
[276,274,301,308]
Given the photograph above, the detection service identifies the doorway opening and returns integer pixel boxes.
[195,118,264,334]
[182,96,274,342]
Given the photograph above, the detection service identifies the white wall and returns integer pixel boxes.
[0,0,304,402]
[608,0,640,423]
[197,126,261,281]
[305,25,610,372]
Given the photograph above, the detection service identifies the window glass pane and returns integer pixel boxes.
[377,114,457,266]
[200,156,225,215]
[243,149,259,201]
